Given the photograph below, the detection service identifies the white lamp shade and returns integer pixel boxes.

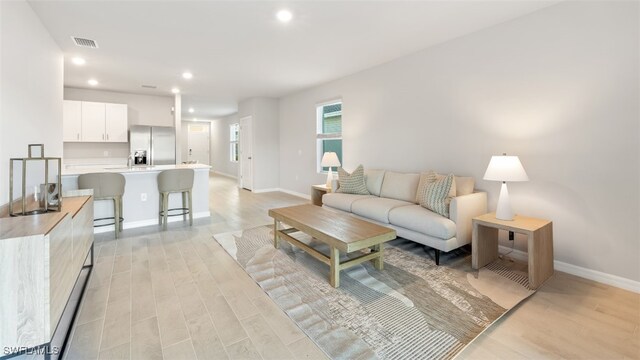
[321,152,341,167]
[483,155,529,182]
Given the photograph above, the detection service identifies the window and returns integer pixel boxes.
[230,123,239,162]
[316,101,342,172]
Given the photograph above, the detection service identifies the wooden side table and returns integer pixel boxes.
[472,212,554,289]
[310,184,331,206]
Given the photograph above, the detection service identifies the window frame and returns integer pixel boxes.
[316,99,343,173]
[229,123,239,163]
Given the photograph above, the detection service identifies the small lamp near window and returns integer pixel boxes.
[483,153,529,221]
[321,152,341,189]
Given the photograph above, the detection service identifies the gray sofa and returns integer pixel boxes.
[323,169,487,264]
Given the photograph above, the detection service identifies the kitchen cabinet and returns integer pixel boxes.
[63,100,128,142]
[81,101,106,142]
[105,103,128,142]
[63,100,82,142]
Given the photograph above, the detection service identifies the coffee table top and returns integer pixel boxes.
[268,204,396,252]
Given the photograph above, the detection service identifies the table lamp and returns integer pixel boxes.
[321,152,341,189]
[483,153,529,221]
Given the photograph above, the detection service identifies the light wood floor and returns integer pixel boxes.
[64,173,639,360]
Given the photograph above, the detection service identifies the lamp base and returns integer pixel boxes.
[326,167,333,190]
[495,182,514,221]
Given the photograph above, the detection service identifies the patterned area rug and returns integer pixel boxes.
[214,226,535,360]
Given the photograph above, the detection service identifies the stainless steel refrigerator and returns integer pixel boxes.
[129,125,176,165]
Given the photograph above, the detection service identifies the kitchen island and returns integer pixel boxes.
[62,164,211,232]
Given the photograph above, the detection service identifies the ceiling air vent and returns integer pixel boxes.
[71,36,98,49]
[141,85,157,89]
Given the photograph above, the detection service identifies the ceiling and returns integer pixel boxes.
[29,1,557,119]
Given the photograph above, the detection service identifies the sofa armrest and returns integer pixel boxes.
[449,192,487,246]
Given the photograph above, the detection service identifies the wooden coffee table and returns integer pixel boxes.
[268,204,397,287]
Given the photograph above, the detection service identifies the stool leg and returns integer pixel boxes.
[162,192,169,231]
[119,196,123,233]
[182,192,187,222]
[114,197,120,239]
[188,190,193,226]
[158,193,163,226]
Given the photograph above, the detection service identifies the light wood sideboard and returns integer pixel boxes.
[0,195,94,357]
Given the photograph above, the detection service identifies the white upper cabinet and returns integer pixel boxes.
[63,101,128,142]
[80,101,106,142]
[62,100,82,142]
[105,103,128,142]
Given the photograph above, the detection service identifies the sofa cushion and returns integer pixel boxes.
[379,171,420,203]
[389,205,456,239]
[322,193,373,212]
[420,174,454,217]
[364,169,386,196]
[454,176,475,196]
[351,198,414,224]
[336,165,370,195]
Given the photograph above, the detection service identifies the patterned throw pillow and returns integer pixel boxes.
[419,173,454,217]
[336,165,371,195]
[415,170,437,203]
[436,173,457,199]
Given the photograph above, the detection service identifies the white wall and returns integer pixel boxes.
[279,2,639,283]
[0,0,64,205]
[63,87,174,159]
[239,98,280,190]
[211,114,239,178]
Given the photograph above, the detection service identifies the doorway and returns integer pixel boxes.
[239,116,253,190]
[186,122,210,165]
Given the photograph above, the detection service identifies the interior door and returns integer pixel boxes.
[187,123,210,165]
[81,101,106,142]
[240,116,253,190]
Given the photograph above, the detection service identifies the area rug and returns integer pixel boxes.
[214,226,535,360]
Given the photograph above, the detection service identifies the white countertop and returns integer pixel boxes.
[62,163,211,176]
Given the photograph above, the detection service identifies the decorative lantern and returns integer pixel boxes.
[9,144,62,216]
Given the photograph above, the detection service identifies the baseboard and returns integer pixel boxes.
[212,170,237,179]
[94,211,211,233]
[251,187,310,200]
[498,245,640,293]
[252,188,280,194]
[276,188,311,200]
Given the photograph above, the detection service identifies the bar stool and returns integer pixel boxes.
[78,172,126,239]
[158,169,194,230]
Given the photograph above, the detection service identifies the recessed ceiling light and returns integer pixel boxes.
[182,72,193,80]
[171,88,180,94]
[193,118,198,121]
[188,108,194,113]
[276,9,293,23]
[71,57,86,66]
[88,79,98,86]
